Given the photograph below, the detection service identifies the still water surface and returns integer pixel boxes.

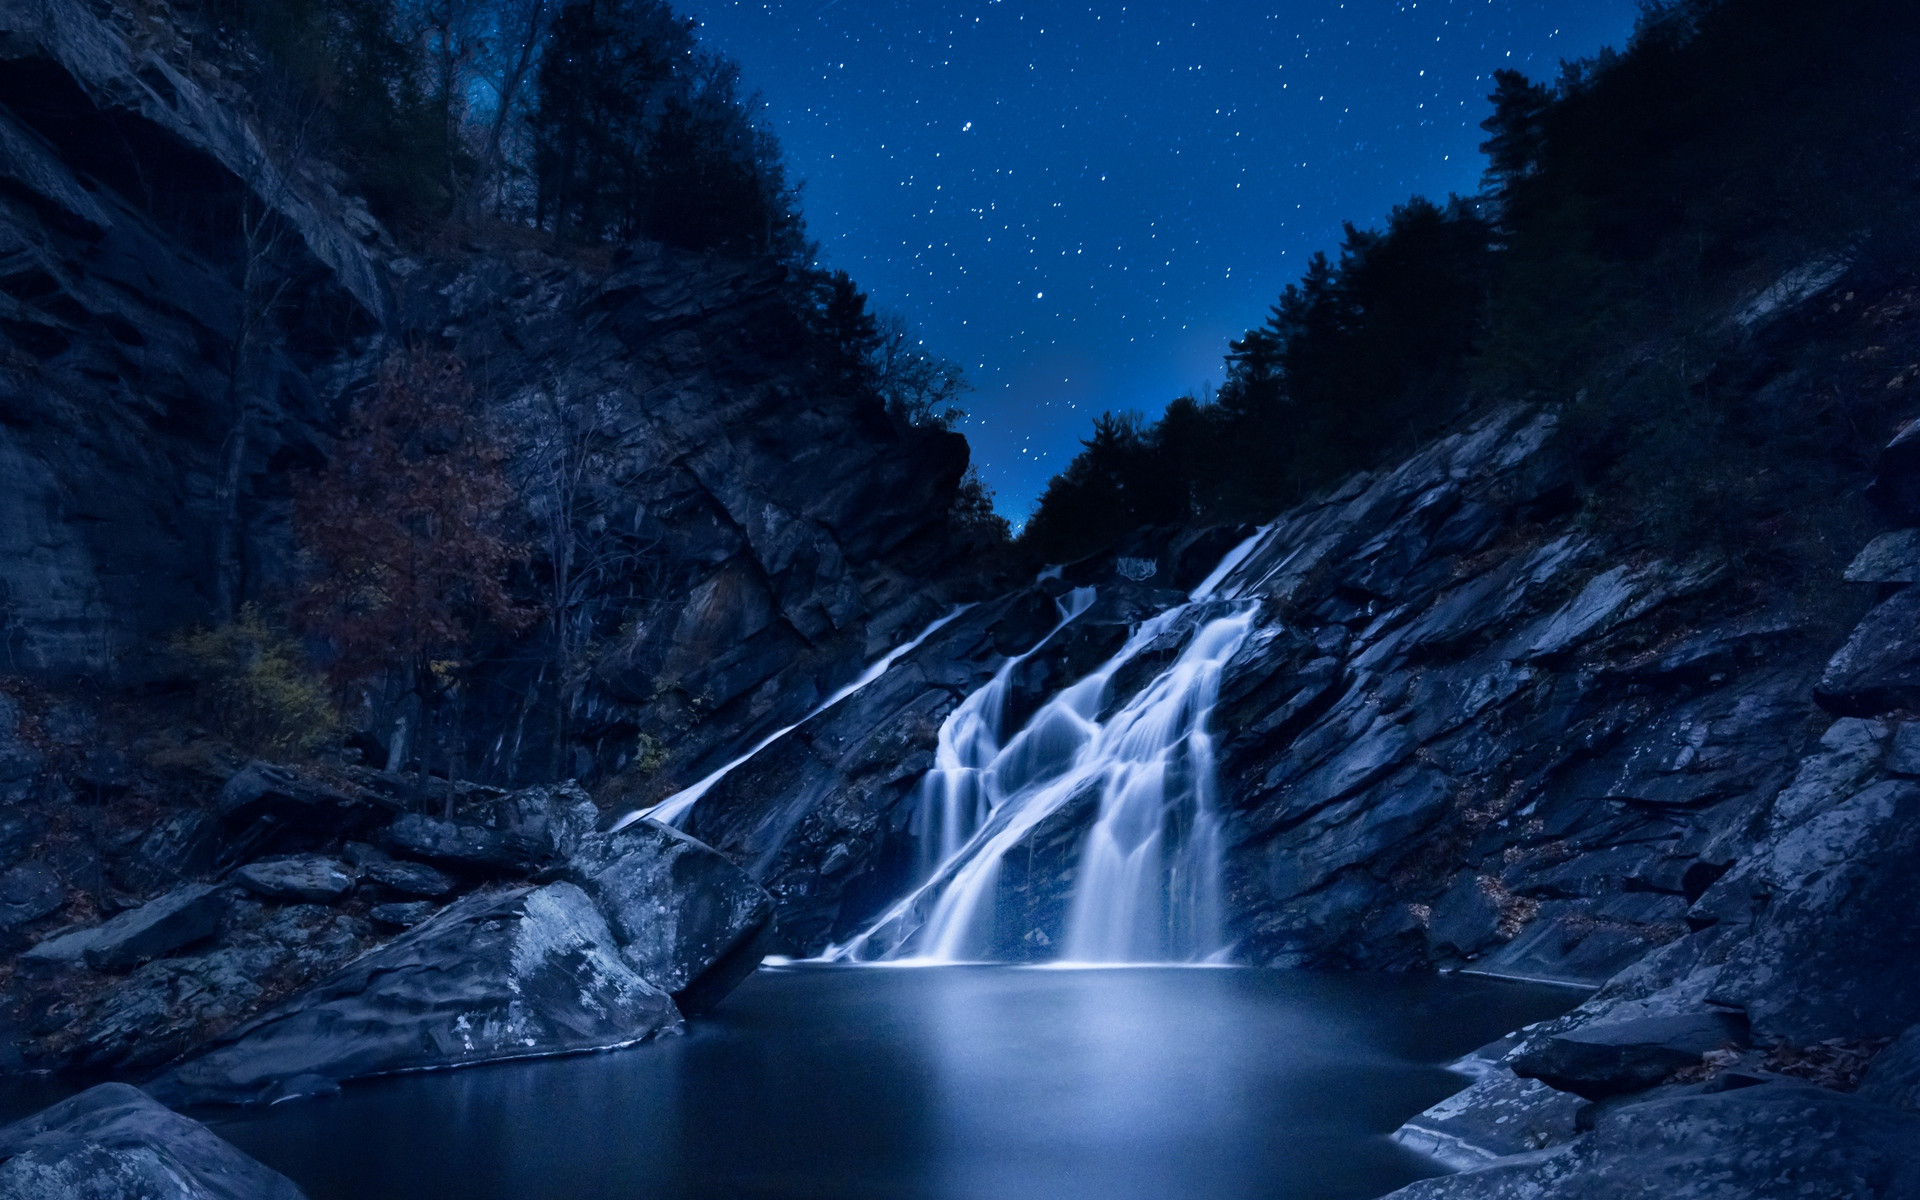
[211,964,1573,1200]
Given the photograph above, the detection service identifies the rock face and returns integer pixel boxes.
[0,0,979,796]
[0,770,771,1092]
[1387,1080,1920,1200]
[0,1083,307,1200]
[0,0,381,680]
[148,882,680,1106]
[566,821,776,1012]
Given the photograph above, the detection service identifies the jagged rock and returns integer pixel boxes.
[1858,1024,1920,1115]
[45,905,370,1075]
[384,814,537,874]
[1426,875,1506,959]
[148,883,679,1106]
[232,856,356,904]
[368,901,437,928]
[1392,1069,1586,1167]
[0,860,63,927]
[216,764,388,834]
[0,1083,307,1200]
[1512,1012,1749,1099]
[22,883,226,972]
[383,784,598,875]
[1384,1080,1920,1199]
[361,859,455,897]
[1816,586,1920,715]
[1845,529,1920,583]
[565,820,775,1012]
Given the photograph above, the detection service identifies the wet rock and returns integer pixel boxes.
[22,883,226,972]
[0,1083,308,1200]
[233,857,355,904]
[1425,875,1506,959]
[0,860,63,928]
[148,883,679,1106]
[362,859,455,897]
[1512,1012,1749,1099]
[1385,1080,1920,1199]
[257,1074,341,1107]
[1392,1069,1586,1167]
[566,820,775,1012]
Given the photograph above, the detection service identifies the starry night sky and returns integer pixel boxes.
[677,1,1643,521]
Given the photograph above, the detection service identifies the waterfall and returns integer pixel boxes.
[612,604,973,832]
[829,526,1271,965]
[908,587,1097,877]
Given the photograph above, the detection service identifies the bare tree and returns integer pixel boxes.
[872,313,970,430]
[214,98,316,618]
[517,385,660,777]
[470,0,552,218]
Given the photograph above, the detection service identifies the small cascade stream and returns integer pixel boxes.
[830,527,1272,965]
[612,604,973,831]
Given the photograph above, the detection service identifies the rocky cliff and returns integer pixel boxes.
[0,0,969,1139]
[3,0,1920,1196]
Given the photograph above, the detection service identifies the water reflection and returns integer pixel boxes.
[211,965,1574,1200]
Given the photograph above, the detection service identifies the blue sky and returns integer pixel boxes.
[679,1,1644,520]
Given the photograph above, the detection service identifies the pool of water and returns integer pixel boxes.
[207,964,1575,1200]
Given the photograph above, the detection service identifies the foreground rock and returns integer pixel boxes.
[1387,1079,1920,1199]
[0,1083,306,1200]
[149,883,679,1106]
[1511,1012,1748,1099]
[567,820,776,1012]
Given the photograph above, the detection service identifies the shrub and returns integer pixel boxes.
[171,606,338,757]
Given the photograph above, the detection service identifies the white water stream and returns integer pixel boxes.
[612,604,973,832]
[829,527,1272,964]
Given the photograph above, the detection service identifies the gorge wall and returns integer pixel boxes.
[2,0,1919,1196]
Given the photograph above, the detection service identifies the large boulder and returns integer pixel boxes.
[383,784,599,875]
[22,883,227,972]
[0,1083,307,1200]
[1816,586,1920,716]
[1512,1012,1749,1099]
[565,820,775,1013]
[1385,1080,1920,1199]
[148,883,679,1106]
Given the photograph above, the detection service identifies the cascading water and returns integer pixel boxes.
[612,604,973,832]
[909,587,1098,877]
[829,527,1271,965]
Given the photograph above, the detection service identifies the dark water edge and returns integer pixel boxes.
[197,964,1575,1200]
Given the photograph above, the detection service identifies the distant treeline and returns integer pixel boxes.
[208,0,986,435]
[1023,0,1920,573]
[210,0,802,256]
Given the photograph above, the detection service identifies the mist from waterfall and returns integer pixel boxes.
[830,528,1270,965]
